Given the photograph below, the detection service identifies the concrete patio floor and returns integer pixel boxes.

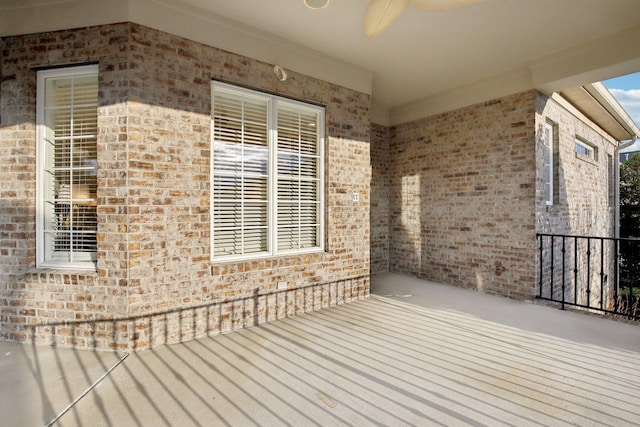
[2,272,640,426]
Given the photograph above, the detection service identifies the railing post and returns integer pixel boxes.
[550,235,555,300]
[629,239,636,315]
[586,237,591,308]
[561,236,566,311]
[599,238,605,311]
[538,234,544,298]
[614,239,620,314]
[573,236,578,308]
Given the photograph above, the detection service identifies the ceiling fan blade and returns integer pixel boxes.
[411,0,483,10]
[363,0,410,38]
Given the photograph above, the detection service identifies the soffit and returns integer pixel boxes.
[2,0,640,127]
[561,84,640,141]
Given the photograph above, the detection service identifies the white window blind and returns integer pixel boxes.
[211,83,324,260]
[37,65,99,269]
[276,105,321,251]
[212,90,269,257]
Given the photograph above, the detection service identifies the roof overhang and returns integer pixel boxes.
[560,83,639,142]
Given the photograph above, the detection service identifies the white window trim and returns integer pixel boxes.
[210,82,325,262]
[544,122,554,206]
[575,137,596,161]
[36,64,99,270]
[607,153,615,208]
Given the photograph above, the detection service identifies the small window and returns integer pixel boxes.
[211,82,325,260]
[36,65,99,270]
[575,138,596,160]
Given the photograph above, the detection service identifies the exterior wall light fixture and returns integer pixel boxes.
[273,65,288,81]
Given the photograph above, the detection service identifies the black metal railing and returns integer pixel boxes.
[537,233,640,320]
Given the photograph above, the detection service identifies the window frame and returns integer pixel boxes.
[575,138,596,161]
[543,121,554,205]
[210,82,325,262]
[607,153,614,207]
[36,64,99,270]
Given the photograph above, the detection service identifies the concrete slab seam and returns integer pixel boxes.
[46,353,129,427]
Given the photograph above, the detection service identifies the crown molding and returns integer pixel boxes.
[530,24,640,96]
[383,24,640,127]
[3,1,639,130]
[129,0,373,96]
[0,0,373,98]
[388,67,532,126]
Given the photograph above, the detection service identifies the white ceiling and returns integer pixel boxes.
[183,0,639,106]
[3,0,640,125]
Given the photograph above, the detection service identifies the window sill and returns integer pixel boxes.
[575,152,598,166]
[35,262,98,274]
[211,247,324,263]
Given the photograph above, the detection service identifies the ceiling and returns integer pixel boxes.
[3,0,640,126]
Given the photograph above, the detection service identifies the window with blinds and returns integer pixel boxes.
[211,82,324,260]
[37,65,99,269]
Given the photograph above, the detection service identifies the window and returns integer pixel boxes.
[543,122,554,205]
[211,82,324,260]
[36,65,99,269]
[608,154,614,207]
[575,138,596,160]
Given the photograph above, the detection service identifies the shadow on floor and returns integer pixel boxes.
[2,272,640,426]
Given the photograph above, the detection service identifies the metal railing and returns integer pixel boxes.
[537,233,640,320]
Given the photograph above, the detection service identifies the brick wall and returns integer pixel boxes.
[535,92,617,237]
[535,92,618,309]
[1,24,131,349]
[370,89,618,301]
[370,123,390,273]
[386,91,538,299]
[0,23,371,351]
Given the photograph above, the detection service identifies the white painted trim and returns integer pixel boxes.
[210,82,325,262]
[543,122,554,206]
[389,66,532,125]
[5,0,640,132]
[0,0,129,36]
[0,0,373,98]
[530,24,640,96]
[36,64,99,270]
[575,137,597,161]
[584,82,640,138]
[129,0,373,96]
